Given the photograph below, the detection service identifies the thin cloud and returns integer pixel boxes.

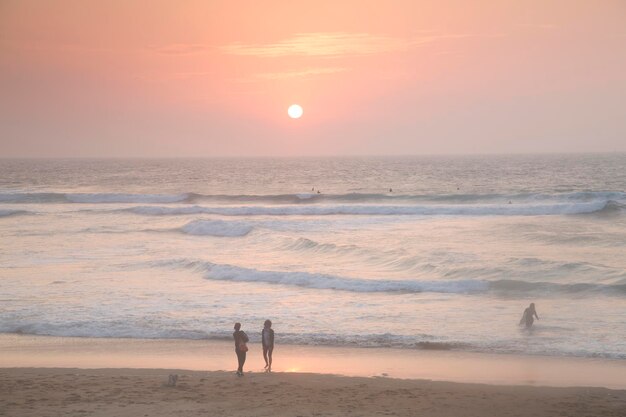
[256,67,348,80]
[220,32,463,57]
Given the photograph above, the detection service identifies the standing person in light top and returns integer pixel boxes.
[262,320,275,372]
[233,322,249,376]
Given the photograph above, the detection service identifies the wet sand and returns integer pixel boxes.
[2,334,626,389]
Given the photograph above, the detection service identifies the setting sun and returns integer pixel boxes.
[288,104,303,119]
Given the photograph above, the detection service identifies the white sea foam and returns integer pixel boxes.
[179,220,253,237]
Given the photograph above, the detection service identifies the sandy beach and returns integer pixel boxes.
[2,367,625,417]
[2,335,626,416]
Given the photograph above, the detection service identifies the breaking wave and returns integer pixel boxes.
[179,220,254,237]
[0,192,188,204]
[0,209,32,218]
[2,190,624,206]
[595,200,626,215]
[155,259,626,296]
[127,200,613,217]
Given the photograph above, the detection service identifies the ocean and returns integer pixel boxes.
[1,155,625,359]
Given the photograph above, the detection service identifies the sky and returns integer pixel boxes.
[1,0,625,157]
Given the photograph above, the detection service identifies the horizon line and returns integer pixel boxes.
[1,151,625,160]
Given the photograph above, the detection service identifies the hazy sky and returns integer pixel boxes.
[1,0,625,157]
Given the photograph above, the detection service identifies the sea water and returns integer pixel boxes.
[1,155,625,359]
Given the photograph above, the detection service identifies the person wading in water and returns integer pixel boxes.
[519,303,539,329]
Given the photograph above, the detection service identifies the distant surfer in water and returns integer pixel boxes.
[519,303,539,329]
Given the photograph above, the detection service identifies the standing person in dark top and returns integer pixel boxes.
[233,322,249,376]
[262,319,275,372]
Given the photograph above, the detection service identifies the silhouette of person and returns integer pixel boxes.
[233,323,249,376]
[262,319,275,372]
[519,303,539,329]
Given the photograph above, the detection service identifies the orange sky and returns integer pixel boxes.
[1,0,625,157]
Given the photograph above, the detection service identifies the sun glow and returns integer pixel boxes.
[288,104,303,119]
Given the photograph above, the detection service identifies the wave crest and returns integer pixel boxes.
[128,200,612,217]
[179,220,253,237]
[0,192,188,204]
[0,209,31,218]
[153,258,626,296]
[157,258,488,294]
[3,190,624,206]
